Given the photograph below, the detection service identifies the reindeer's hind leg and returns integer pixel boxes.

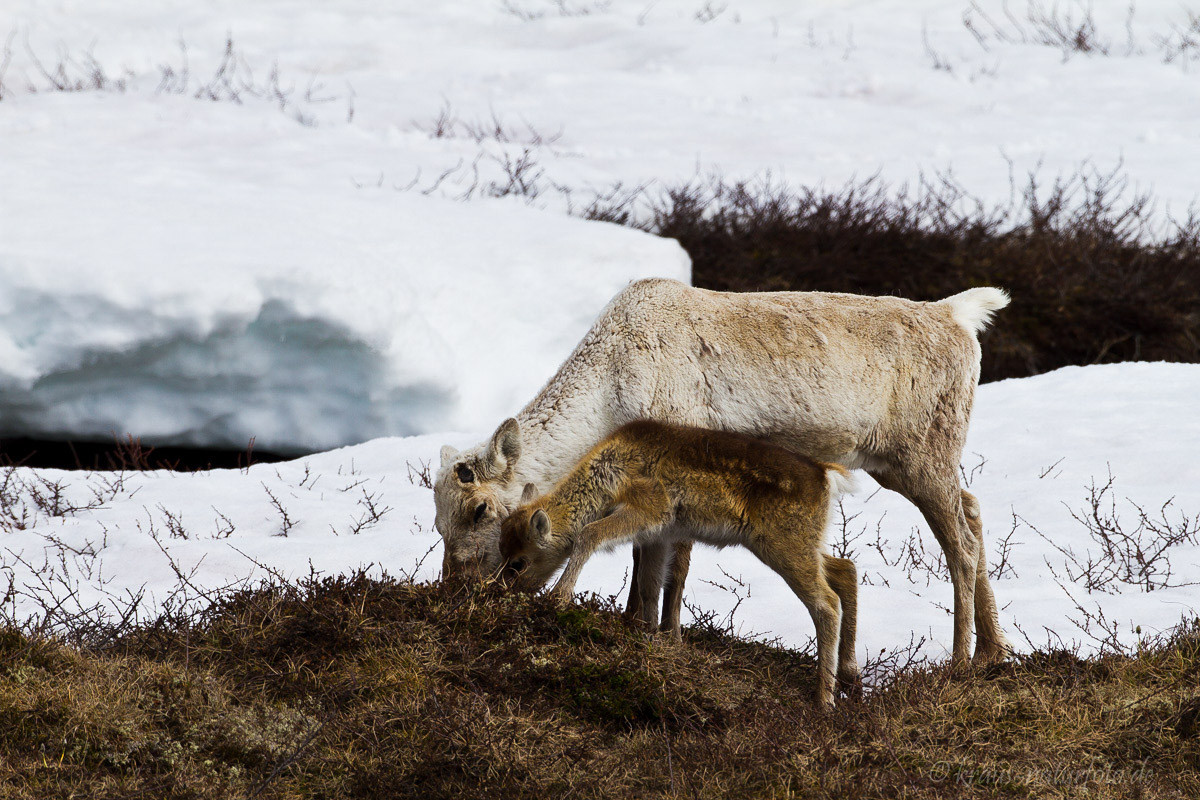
[659,538,692,642]
[871,466,979,669]
[630,540,670,630]
[626,542,688,635]
[962,490,1011,663]
[823,555,859,688]
[624,545,644,622]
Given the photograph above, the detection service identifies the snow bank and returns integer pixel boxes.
[0,97,688,451]
[3,363,1198,662]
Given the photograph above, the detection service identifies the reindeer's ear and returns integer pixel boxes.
[440,445,459,470]
[530,509,552,545]
[520,482,539,505]
[483,418,521,474]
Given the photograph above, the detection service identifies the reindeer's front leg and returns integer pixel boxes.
[549,479,671,605]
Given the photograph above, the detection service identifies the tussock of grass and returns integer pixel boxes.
[2,573,1198,798]
[588,169,1200,384]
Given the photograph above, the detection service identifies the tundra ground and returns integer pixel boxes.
[1,573,1197,799]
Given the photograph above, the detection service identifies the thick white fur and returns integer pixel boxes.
[938,287,1010,336]
[825,468,858,500]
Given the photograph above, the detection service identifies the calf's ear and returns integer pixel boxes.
[520,482,539,505]
[499,524,520,559]
[440,445,459,470]
[484,418,521,475]
[530,509,552,546]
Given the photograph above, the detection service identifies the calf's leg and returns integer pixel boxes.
[750,537,842,708]
[823,554,859,687]
[548,479,671,605]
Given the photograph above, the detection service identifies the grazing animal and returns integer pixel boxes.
[499,420,859,708]
[434,278,1010,666]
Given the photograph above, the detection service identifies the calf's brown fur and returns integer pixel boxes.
[499,420,858,707]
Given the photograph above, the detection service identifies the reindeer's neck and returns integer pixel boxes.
[510,340,615,491]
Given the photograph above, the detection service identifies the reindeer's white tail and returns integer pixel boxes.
[825,466,858,499]
[938,287,1010,336]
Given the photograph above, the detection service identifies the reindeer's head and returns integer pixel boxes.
[434,417,523,581]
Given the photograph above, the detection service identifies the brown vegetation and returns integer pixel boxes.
[2,573,1197,798]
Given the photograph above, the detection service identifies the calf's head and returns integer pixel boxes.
[498,483,561,590]
[434,417,522,580]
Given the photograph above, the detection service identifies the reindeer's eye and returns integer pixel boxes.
[473,502,488,524]
[456,464,475,484]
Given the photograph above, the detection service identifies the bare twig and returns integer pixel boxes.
[262,483,296,537]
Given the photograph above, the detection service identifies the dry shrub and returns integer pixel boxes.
[1,573,1198,798]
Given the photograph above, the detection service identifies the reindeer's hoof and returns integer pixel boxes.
[813,696,838,713]
[972,639,1013,666]
[949,655,976,677]
[837,666,862,693]
[547,590,573,609]
[652,627,684,646]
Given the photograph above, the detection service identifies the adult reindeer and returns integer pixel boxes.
[434,278,1010,666]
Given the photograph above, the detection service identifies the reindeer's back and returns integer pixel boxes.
[603,280,984,464]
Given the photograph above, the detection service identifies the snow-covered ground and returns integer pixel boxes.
[2,1,1199,661]
[0,151,687,449]
[2,363,1198,663]
[5,0,1200,448]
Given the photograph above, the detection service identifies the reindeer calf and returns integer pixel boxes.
[499,420,858,708]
